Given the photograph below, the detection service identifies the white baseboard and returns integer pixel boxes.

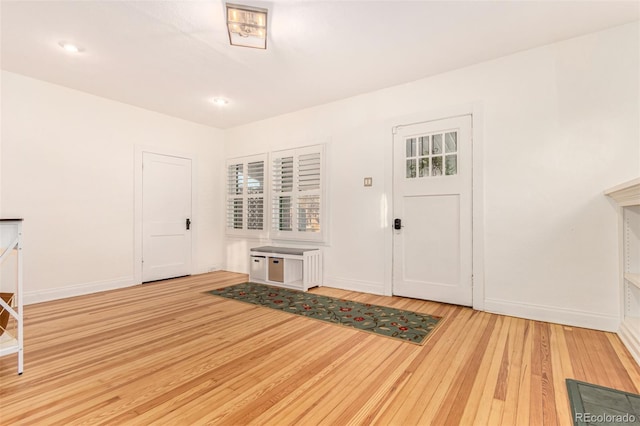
[24,276,138,305]
[225,265,247,275]
[618,321,640,366]
[194,265,223,274]
[323,276,384,295]
[484,298,619,332]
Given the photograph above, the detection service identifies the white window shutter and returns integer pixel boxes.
[247,160,265,230]
[272,156,293,231]
[297,151,321,232]
[226,163,243,230]
[271,144,325,241]
[226,155,267,235]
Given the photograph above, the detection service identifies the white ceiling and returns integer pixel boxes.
[1,1,638,129]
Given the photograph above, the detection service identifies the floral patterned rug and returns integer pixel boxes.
[208,282,443,345]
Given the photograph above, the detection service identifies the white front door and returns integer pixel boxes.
[142,152,192,282]
[393,115,472,306]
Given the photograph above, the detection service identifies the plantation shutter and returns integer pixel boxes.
[297,151,321,232]
[226,163,243,230]
[247,160,265,230]
[272,145,324,241]
[272,156,293,231]
[226,154,267,235]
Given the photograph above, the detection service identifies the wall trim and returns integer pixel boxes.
[24,276,137,305]
[324,276,385,295]
[484,297,620,332]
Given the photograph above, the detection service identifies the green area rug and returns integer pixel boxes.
[208,282,443,345]
[566,379,640,426]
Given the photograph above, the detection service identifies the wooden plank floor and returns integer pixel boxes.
[1,271,639,425]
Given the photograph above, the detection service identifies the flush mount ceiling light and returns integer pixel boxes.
[226,3,268,49]
[58,41,83,53]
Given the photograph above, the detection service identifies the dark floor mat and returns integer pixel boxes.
[566,379,640,426]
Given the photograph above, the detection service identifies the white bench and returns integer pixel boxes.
[249,246,323,291]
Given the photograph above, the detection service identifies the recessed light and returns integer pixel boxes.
[58,41,83,53]
[212,97,229,106]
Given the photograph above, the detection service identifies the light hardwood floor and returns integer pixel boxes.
[1,271,639,425]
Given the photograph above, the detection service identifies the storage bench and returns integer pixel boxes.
[249,246,322,291]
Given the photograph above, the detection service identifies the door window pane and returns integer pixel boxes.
[445,132,457,153]
[432,157,443,176]
[419,158,429,177]
[445,155,457,176]
[419,136,430,156]
[406,138,416,158]
[432,134,443,155]
[406,159,416,178]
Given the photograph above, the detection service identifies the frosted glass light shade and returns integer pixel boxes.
[226,3,268,49]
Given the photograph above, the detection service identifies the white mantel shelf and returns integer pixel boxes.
[604,177,640,207]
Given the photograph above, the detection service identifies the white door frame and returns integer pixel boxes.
[134,146,197,284]
[383,103,485,311]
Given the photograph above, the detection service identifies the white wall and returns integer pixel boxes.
[225,22,640,331]
[1,22,637,330]
[1,71,226,303]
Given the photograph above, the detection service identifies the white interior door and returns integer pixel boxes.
[393,115,472,306]
[142,152,192,282]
